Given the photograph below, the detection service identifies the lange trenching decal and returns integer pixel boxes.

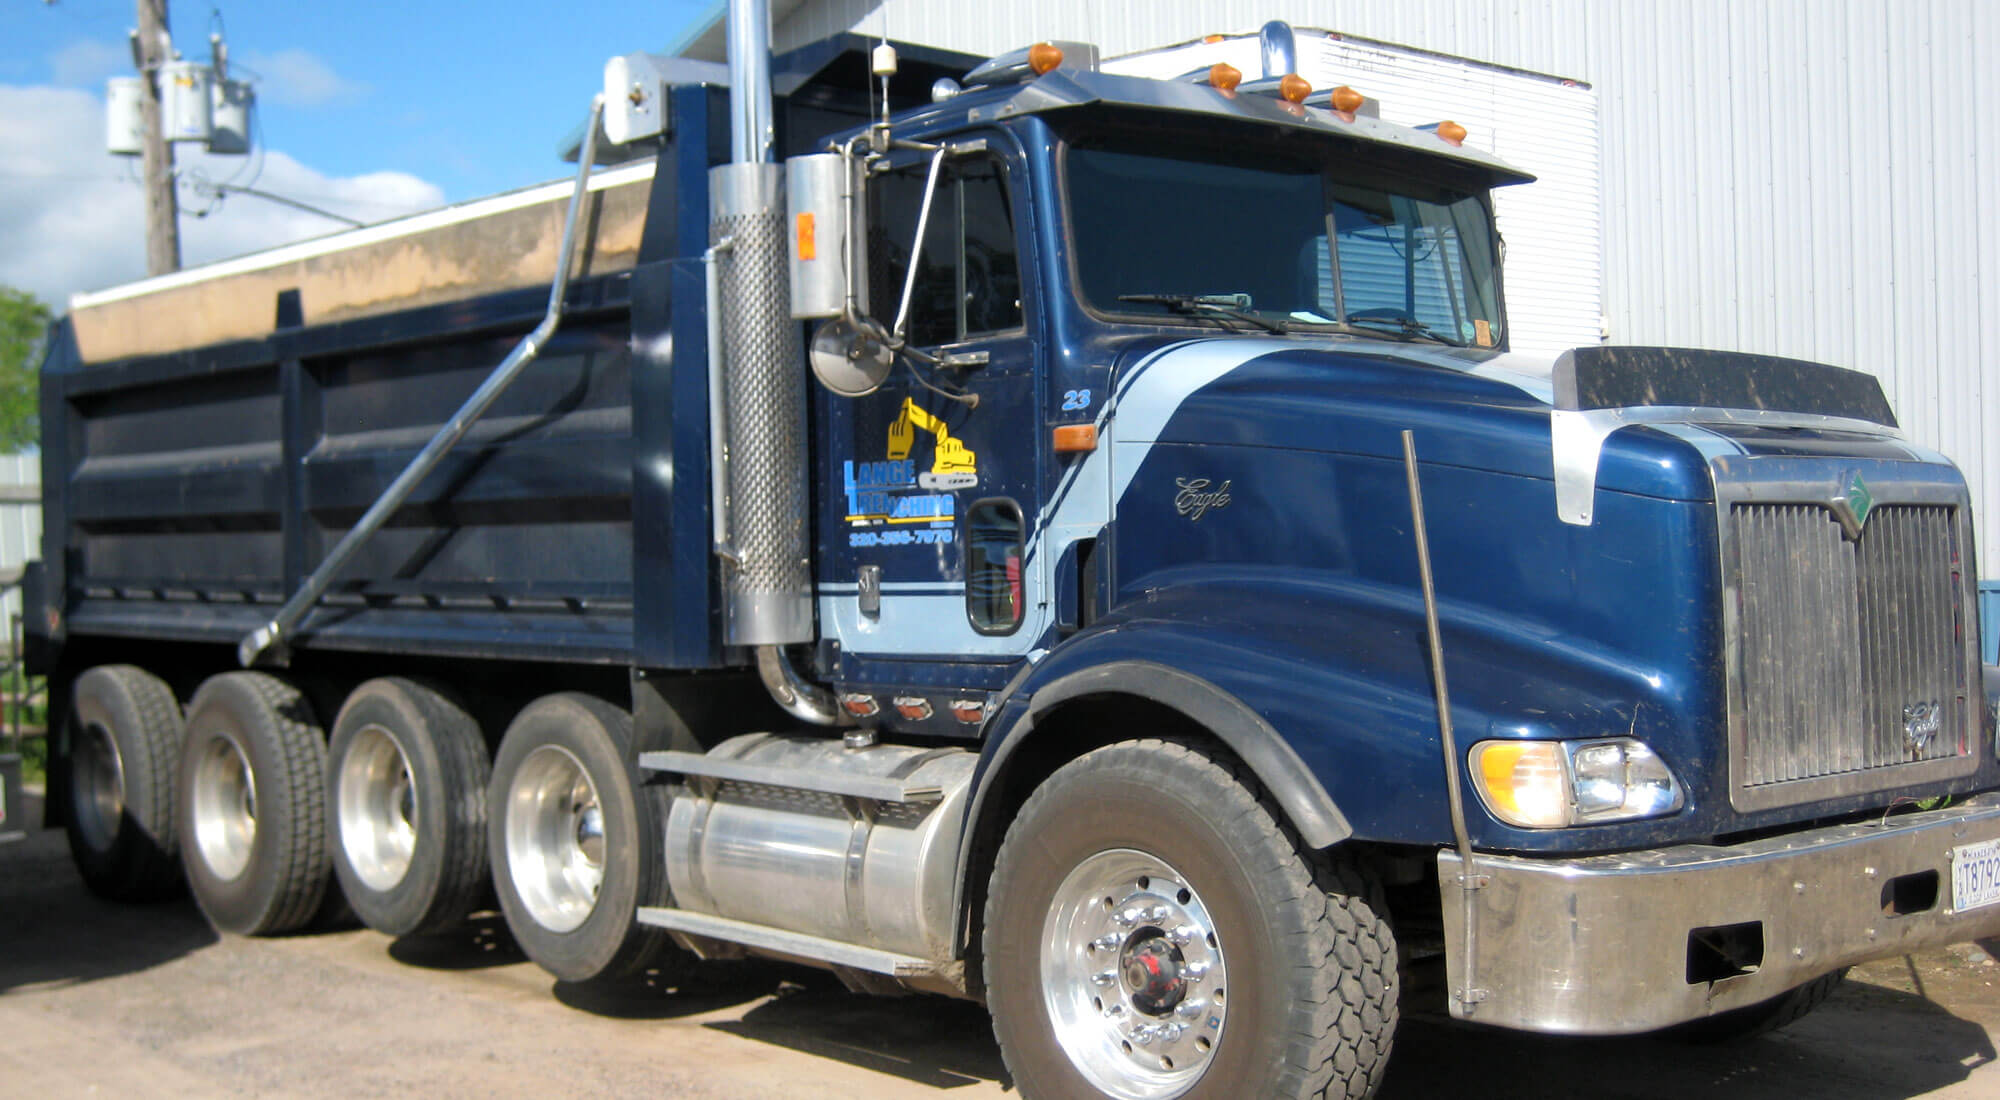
[843,398,978,547]
[889,397,980,490]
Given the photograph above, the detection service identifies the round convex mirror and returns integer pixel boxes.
[809,316,895,397]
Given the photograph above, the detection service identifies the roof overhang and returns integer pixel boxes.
[969,69,1534,187]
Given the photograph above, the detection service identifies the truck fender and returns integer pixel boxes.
[952,659,1353,957]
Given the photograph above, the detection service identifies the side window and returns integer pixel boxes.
[868,155,1022,347]
[965,498,1023,634]
[957,160,1022,338]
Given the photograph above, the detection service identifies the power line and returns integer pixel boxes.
[187,178,362,225]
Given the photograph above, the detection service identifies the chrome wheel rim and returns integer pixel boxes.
[1041,849,1227,1100]
[190,735,257,881]
[337,724,418,892]
[504,745,605,933]
[71,720,127,853]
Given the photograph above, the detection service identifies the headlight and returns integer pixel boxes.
[1469,738,1683,829]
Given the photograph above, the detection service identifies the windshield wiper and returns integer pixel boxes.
[1119,293,1289,335]
[1342,313,1468,347]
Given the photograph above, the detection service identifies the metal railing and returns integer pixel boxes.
[1,571,46,757]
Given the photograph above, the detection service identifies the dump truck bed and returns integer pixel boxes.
[42,162,671,667]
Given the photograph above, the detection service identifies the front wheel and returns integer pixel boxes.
[983,739,1398,1100]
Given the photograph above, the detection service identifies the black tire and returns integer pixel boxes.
[177,672,330,935]
[327,678,491,938]
[63,665,185,902]
[984,739,1398,1100]
[487,693,675,983]
[1667,968,1848,1043]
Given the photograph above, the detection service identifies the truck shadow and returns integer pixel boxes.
[0,795,220,995]
[1383,977,1997,1100]
[386,914,527,970]
[551,958,788,1020]
[704,984,1007,1090]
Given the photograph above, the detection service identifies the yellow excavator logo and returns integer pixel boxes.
[887,397,978,487]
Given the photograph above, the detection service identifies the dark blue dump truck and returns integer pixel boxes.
[28,12,2000,1098]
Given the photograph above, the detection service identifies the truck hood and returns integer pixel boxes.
[1102,335,1933,511]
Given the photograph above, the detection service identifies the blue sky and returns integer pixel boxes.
[12,0,718,199]
[3,0,720,305]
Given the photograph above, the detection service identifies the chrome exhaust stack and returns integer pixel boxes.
[711,0,812,649]
[710,0,840,723]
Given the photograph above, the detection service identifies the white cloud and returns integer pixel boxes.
[51,40,129,89]
[0,84,444,310]
[241,48,367,107]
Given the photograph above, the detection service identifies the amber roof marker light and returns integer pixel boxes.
[1436,120,1468,146]
[1279,73,1312,104]
[1028,42,1064,75]
[1208,63,1243,93]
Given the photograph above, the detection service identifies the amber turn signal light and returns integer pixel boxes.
[1330,85,1365,113]
[1028,42,1064,75]
[1053,424,1098,453]
[1208,63,1243,92]
[1437,119,1468,146]
[1279,73,1311,104]
[795,212,816,261]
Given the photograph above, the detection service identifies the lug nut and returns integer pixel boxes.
[1093,970,1117,987]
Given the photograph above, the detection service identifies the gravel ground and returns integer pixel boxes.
[3,789,1997,1098]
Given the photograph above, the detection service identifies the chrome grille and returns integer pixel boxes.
[1732,501,1971,806]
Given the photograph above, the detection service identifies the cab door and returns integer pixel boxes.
[815,137,1046,671]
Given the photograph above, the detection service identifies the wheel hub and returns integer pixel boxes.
[504,744,606,933]
[71,721,128,853]
[1122,934,1188,1015]
[337,724,419,892]
[189,735,257,882]
[1040,849,1228,1099]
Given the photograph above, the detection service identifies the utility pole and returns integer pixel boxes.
[136,0,180,275]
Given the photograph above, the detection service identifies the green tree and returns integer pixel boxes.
[0,286,50,453]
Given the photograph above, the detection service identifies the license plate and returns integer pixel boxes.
[1953,838,2000,914]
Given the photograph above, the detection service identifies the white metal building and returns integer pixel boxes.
[677,0,2000,577]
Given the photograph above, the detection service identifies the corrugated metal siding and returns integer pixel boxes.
[764,0,2000,576]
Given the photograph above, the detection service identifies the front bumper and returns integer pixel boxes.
[1438,793,2000,1034]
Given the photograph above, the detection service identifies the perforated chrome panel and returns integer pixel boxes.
[712,163,811,645]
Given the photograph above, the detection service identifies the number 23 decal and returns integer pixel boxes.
[1061,389,1092,411]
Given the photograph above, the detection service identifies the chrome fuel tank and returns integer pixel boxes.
[659,733,976,965]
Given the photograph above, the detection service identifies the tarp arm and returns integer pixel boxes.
[238,96,607,668]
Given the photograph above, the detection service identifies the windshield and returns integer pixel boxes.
[1065,135,1504,346]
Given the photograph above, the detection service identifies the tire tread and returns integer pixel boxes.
[66,665,185,901]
